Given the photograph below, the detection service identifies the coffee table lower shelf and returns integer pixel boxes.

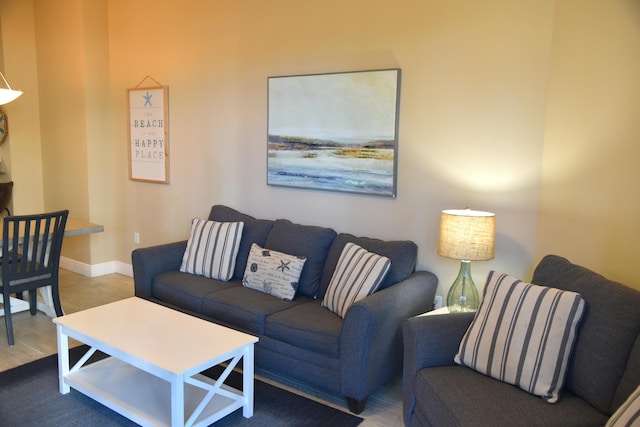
[64,356,244,427]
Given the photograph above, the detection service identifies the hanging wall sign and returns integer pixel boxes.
[127,80,169,183]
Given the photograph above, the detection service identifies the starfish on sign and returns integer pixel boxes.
[143,91,153,106]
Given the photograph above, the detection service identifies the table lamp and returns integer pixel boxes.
[438,208,495,312]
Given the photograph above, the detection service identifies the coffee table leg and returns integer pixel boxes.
[56,325,70,394]
[243,344,255,418]
[171,376,185,427]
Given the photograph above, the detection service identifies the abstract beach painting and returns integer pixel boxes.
[267,69,401,197]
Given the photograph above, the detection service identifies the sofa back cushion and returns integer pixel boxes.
[208,205,274,280]
[264,219,336,298]
[318,233,417,298]
[532,255,640,414]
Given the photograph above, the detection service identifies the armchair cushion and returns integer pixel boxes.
[180,218,243,281]
[455,271,585,403]
[413,365,608,427]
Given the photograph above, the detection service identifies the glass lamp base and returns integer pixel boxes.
[446,260,480,312]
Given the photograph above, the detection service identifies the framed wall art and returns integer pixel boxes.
[127,80,169,183]
[267,68,401,197]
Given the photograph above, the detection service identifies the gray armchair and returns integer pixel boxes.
[402,255,640,427]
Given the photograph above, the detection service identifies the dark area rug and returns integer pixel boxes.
[0,346,363,426]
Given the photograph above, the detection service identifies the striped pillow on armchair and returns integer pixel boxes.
[455,271,585,403]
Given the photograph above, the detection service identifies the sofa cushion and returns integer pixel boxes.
[179,218,243,281]
[201,286,312,334]
[455,271,585,403]
[208,205,274,280]
[264,219,336,298]
[607,384,640,427]
[242,243,306,301]
[318,233,417,298]
[413,365,609,427]
[321,242,390,318]
[266,301,342,358]
[532,255,640,414]
[152,271,239,313]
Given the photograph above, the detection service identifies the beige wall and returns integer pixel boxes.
[107,0,553,296]
[33,0,92,262]
[4,0,637,295]
[536,0,640,290]
[0,0,44,214]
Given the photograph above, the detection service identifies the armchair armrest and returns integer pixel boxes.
[131,241,187,298]
[402,311,474,426]
[340,270,438,403]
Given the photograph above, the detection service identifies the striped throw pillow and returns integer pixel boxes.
[180,218,244,281]
[455,271,585,403]
[607,385,640,427]
[322,242,391,318]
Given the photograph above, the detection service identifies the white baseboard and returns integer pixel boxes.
[60,257,133,278]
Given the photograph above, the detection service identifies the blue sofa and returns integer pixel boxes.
[132,205,438,413]
[402,255,640,426]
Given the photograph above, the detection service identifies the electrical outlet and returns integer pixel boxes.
[433,295,443,310]
[134,232,140,244]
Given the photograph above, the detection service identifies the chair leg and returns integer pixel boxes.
[51,282,64,317]
[29,290,38,315]
[3,293,15,346]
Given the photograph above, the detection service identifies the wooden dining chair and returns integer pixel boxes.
[1,210,69,345]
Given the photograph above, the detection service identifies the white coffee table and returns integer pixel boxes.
[53,297,258,427]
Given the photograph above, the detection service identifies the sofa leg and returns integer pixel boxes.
[346,397,367,414]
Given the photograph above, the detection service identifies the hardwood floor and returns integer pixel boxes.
[0,269,404,426]
[0,269,134,372]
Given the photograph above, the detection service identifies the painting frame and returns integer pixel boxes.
[127,85,170,183]
[267,69,401,197]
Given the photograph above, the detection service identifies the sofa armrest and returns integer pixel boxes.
[131,241,188,298]
[340,270,438,402]
[402,311,474,426]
